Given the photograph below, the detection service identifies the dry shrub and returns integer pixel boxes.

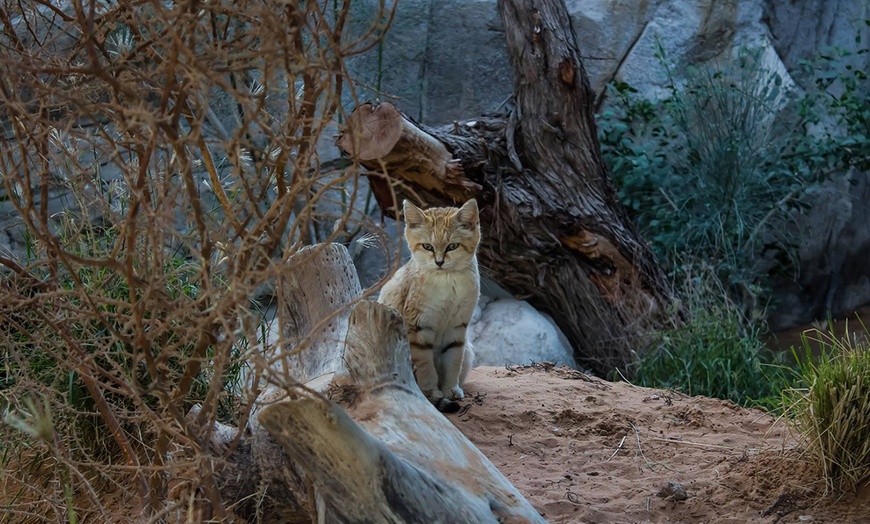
[785,326,870,494]
[0,1,396,521]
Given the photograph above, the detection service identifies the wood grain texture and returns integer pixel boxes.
[262,300,545,523]
[188,243,544,522]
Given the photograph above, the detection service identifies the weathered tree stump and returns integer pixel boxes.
[337,0,679,375]
[192,243,545,523]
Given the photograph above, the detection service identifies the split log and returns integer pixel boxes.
[261,300,545,523]
[336,0,679,375]
[189,243,362,522]
[188,243,545,523]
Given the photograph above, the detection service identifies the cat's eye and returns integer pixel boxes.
[446,243,459,252]
[421,243,434,251]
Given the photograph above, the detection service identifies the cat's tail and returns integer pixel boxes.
[432,398,461,414]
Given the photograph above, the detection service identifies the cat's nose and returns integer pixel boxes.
[435,259,444,267]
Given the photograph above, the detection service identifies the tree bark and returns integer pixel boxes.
[183,243,545,522]
[337,0,677,375]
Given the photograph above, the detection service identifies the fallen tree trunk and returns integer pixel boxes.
[184,243,545,522]
[337,0,678,375]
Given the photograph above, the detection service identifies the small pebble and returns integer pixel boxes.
[657,481,688,501]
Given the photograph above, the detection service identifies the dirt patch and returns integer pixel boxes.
[450,365,870,523]
[5,363,869,523]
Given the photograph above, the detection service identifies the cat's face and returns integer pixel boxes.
[403,199,480,271]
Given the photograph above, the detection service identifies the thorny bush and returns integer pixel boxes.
[0,1,397,521]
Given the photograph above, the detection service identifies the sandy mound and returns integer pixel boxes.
[451,364,870,524]
[6,364,868,523]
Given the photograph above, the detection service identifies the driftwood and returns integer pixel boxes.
[336,0,679,375]
[191,243,545,523]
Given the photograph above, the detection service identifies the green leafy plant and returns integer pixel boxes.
[630,269,790,409]
[794,34,870,173]
[597,46,814,302]
[783,326,870,493]
[600,35,869,408]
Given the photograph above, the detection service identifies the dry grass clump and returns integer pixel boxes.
[785,326,870,493]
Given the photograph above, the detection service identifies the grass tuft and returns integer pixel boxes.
[784,325,870,493]
[630,269,790,410]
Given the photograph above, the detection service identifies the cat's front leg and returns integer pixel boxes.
[410,341,442,401]
[438,337,467,400]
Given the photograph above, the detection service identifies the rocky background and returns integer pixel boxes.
[341,0,870,345]
[2,0,868,367]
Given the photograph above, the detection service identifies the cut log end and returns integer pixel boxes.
[338,102,480,206]
[337,102,404,161]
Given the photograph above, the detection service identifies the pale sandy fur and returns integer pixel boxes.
[378,199,480,406]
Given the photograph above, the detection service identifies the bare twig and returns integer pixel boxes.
[630,422,656,470]
[0,0,389,519]
[608,435,627,462]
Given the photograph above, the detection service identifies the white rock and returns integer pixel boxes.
[468,298,577,369]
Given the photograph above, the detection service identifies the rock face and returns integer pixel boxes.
[769,170,870,330]
[346,0,868,120]
[345,0,514,124]
[2,0,868,329]
[763,0,870,85]
[341,0,870,329]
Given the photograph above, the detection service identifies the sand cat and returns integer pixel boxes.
[378,199,480,413]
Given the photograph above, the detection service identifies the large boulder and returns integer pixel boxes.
[469,297,578,369]
[769,169,870,330]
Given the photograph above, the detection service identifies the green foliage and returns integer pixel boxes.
[598,41,868,298]
[601,35,869,408]
[631,270,790,410]
[784,326,870,492]
[599,47,808,297]
[1,219,245,461]
[796,40,870,173]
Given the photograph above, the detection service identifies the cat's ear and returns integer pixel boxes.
[403,200,425,228]
[457,198,479,229]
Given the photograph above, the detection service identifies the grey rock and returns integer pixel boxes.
[468,297,577,369]
[657,480,689,501]
[566,0,665,94]
[350,214,408,291]
[763,0,870,89]
[344,0,434,121]
[421,0,513,123]
[769,170,870,330]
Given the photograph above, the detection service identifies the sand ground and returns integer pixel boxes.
[450,364,870,524]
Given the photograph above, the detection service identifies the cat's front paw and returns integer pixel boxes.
[444,386,464,400]
[426,389,445,402]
